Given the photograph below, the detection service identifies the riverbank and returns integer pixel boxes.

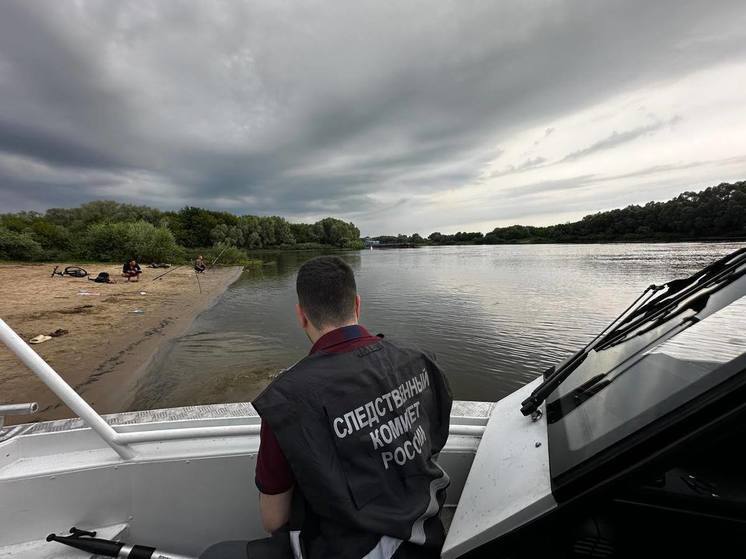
[0,263,242,424]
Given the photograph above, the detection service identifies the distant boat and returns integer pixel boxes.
[1,248,745,558]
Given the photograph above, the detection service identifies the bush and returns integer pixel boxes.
[29,220,72,252]
[80,221,180,262]
[202,242,250,265]
[0,227,45,261]
[344,239,365,250]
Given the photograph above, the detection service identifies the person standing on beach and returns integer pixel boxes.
[200,256,453,559]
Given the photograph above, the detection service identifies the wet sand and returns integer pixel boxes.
[0,263,242,424]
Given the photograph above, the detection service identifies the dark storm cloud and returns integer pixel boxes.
[1,0,746,232]
[0,177,98,212]
[0,119,128,170]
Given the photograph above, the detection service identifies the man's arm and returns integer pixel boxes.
[255,421,296,533]
[259,488,294,533]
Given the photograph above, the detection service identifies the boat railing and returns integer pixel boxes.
[0,402,39,440]
[0,317,266,460]
[0,318,483,461]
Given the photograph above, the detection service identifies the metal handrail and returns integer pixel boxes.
[0,402,38,416]
[0,402,39,436]
[109,423,484,446]
[0,318,134,460]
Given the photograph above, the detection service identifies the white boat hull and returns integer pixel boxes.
[0,400,495,558]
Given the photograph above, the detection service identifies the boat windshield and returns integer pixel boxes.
[527,247,746,487]
[520,248,746,418]
[547,295,746,480]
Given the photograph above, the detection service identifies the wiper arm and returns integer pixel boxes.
[596,250,746,351]
[597,248,746,346]
[520,283,662,416]
[545,314,701,423]
[545,373,611,423]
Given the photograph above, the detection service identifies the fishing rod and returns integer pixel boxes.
[47,527,194,559]
[208,245,229,271]
[152,266,183,281]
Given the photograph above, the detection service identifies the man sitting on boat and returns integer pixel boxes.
[202,256,453,559]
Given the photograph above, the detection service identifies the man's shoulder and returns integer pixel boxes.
[265,354,312,385]
[378,337,438,362]
[253,351,328,400]
[255,340,441,400]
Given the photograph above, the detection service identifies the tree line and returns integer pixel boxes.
[371,181,746,245]
[0,201,362,262]
[2,180,743,262]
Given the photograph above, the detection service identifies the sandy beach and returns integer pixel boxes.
[0,263,242,424]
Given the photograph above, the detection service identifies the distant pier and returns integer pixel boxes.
[373,243,417,249]
[365,241,418,249]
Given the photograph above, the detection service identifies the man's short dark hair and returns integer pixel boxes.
[296,256,357,329]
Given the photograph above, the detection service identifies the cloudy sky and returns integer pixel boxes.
[1,1,746,235]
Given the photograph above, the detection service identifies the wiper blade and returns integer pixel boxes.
[520,283,660,416]
[545,313,701,423]
[599,248,746,343]
[596,251,746,351]
[545,374,611,423]
[520,247,746,417]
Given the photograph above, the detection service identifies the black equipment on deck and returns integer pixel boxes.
[47,527,189,559]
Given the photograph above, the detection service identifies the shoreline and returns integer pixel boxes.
[85,265,244,417]
[369,238,746,248]
[0,264,243,424]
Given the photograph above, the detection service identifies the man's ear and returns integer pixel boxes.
[354,294,361,321]
[295,303,309,329]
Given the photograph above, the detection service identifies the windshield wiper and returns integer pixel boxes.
[544,374,611,423]
[520,282,663,416]
[595,249,746,351]
[545,313,703,423]
[520,247,746,417]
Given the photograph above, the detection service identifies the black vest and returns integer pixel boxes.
[253,339,453,559]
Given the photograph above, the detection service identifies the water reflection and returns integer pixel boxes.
[131,242,743,409]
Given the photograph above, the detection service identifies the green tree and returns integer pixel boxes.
[170,207,238,248]
[0,227,44,260]
[316,217,361,248]
[210,224,244,246]
[80,221,180,262]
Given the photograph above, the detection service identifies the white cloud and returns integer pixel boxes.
[405,61,746,234]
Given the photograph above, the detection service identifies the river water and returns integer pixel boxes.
[131,242,743,409]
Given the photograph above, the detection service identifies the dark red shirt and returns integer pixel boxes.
[254,325,380,495]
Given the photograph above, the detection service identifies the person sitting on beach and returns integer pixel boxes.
[195,255,207,273]
[200,256,453,559]
[122,259,142,282]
